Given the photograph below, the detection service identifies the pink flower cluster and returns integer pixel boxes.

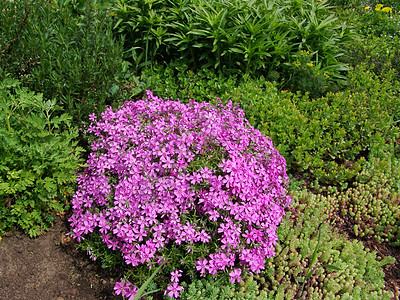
[69,91,291,297]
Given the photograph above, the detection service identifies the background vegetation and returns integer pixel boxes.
[1,0,399,298]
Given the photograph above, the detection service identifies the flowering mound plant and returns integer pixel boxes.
[69,91,291,298]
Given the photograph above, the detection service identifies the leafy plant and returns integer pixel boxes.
[355,3,400,37]
[111,0,353,89]
[282,49,336,98]
[69,91,291,297]
[221,71,399,187]
[345,34,400,83]
[0,78,84,237]
[0,0,129,123]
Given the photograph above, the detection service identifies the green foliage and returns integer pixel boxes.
[327,0,362,9]
[281,50,335,99]
[220,74,398,186]
[355,4,400,37]
[261,190,394,299]
[136,62,239,103]
[177,189,395,299]
[0,79,84,237]
[346,34,400,82]
[346,63,400,127]
[112,0,353,90]
[335,176,400,245]
[327,143,400,245]
[76,231,126,269]
[304,141,400,246]
[0,0,129,123]
[178,275,263,300]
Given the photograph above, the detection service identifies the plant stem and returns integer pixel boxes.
[6,114,11,132]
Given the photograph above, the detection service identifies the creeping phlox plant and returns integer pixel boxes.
[69,91,291,298]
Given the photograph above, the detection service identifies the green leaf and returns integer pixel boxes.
[133,264,163,300]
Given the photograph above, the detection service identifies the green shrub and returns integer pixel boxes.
[0,78,84,237]
[281,50,338,99]
[178,189,395,299]
[346,34,400,82]
[223,68,399,186]
[0,0,129,123]
[346,63,400,126]
[135,62,239,102]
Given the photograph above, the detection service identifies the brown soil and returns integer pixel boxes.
[0,216,120,300]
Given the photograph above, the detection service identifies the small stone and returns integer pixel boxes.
[60,235,73,246]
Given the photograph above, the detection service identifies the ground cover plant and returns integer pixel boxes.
[69,91,291,298]
[179,189,395,299]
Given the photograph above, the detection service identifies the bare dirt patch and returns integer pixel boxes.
[0,217,120,300]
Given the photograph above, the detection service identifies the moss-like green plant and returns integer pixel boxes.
[333,148,400,245]
[178,189,395,299]
[178,275,263,300]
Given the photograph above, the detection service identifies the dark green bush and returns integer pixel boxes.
[0,0,129,123]
[346,34,400,81]
[0,79,84,237]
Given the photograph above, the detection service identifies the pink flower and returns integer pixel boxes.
[165,282,184,298]
[196,258,208,276]
[114,279,132,296]
[229,268,242,283]
[70,91,291,298]
[170,270,183,283]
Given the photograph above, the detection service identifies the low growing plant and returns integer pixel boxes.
[0,78,84,237]
[178,189,395,299]
[69,91,291,298]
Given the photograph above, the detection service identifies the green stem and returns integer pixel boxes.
[6,114,11,132]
